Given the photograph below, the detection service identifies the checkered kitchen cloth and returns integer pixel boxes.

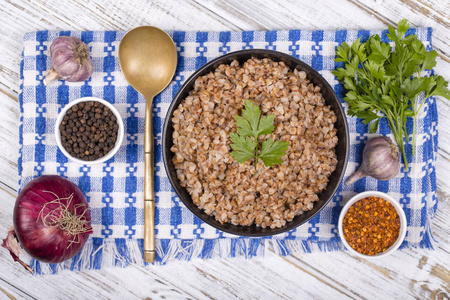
[18,27,437,273]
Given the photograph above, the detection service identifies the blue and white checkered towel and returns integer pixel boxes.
[18,27,437,274]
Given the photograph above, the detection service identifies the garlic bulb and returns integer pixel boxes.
[345,136,400,185]
[44,36,94,85]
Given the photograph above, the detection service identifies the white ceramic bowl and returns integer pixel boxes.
[338,191,407,259]
[55,97,124,165]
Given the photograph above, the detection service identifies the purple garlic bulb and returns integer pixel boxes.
[345,136,400,185]
[44,36,94,85]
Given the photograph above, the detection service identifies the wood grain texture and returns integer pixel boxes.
[0,0,449,299]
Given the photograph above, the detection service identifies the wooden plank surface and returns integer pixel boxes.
[0,0,449,299]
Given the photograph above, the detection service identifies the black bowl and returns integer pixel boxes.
[162,49,349,236]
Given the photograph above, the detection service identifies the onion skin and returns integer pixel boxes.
[44,36,94,85]
[345,136,400,185]
[13,175,92,264]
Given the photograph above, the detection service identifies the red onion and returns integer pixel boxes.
[2,175,92,273]
[44,36,94,85]
[345,136,400,185]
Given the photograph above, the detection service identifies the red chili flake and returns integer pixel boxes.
[342,196,401,255]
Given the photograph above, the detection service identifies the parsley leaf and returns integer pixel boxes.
[235,102,259,137]
[259,139,290,167]
[235,100,275,139]
[229,133,257,163]
[427,75,450,99]
[367,35,391,64]
[333,19,450,171]
[230,100,289,173]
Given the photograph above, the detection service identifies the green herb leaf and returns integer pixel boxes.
[356,111,380,125]
[229,132,257,163]
[427,76,450,99]
[259,139,290,167]
[369,119,380,134]
[335,42,351,63]
[368,36,391,64]
[386,24,398,42]
[230,100,289,172]
[333,19,450,171]
[236,100,275,139]
[396,19,410,40]
[422,50,438,71]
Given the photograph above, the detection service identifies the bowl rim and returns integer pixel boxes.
[338,190,407,259]
[55,96,124,165]
[162,49,349,236]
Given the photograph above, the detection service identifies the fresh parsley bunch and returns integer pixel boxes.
[333,19,450,171]
[230,100,289,173]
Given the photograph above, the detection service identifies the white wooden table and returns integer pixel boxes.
[1,1,449,299]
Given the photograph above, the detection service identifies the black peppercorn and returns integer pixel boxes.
[60,101,119,161]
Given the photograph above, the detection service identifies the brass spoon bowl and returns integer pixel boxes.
[119,26,177,262]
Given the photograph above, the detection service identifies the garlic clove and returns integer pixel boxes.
[43,68,61,86]
[345,168,367,185]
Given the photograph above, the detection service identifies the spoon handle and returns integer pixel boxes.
[144,98,155,263]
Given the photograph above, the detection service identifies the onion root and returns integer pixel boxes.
[39,191,93,248]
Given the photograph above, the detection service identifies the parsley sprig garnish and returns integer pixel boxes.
[230,100,289,173]
[333,19,450,171]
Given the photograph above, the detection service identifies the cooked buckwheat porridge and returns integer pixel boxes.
[171,57,338,229]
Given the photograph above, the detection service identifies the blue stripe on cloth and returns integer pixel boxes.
[18,52,24,180]
[17,27,438,273]
[311,30,323,71]
[195,32,208,69]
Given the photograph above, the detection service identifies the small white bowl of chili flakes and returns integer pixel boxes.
[338,191,407,259]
